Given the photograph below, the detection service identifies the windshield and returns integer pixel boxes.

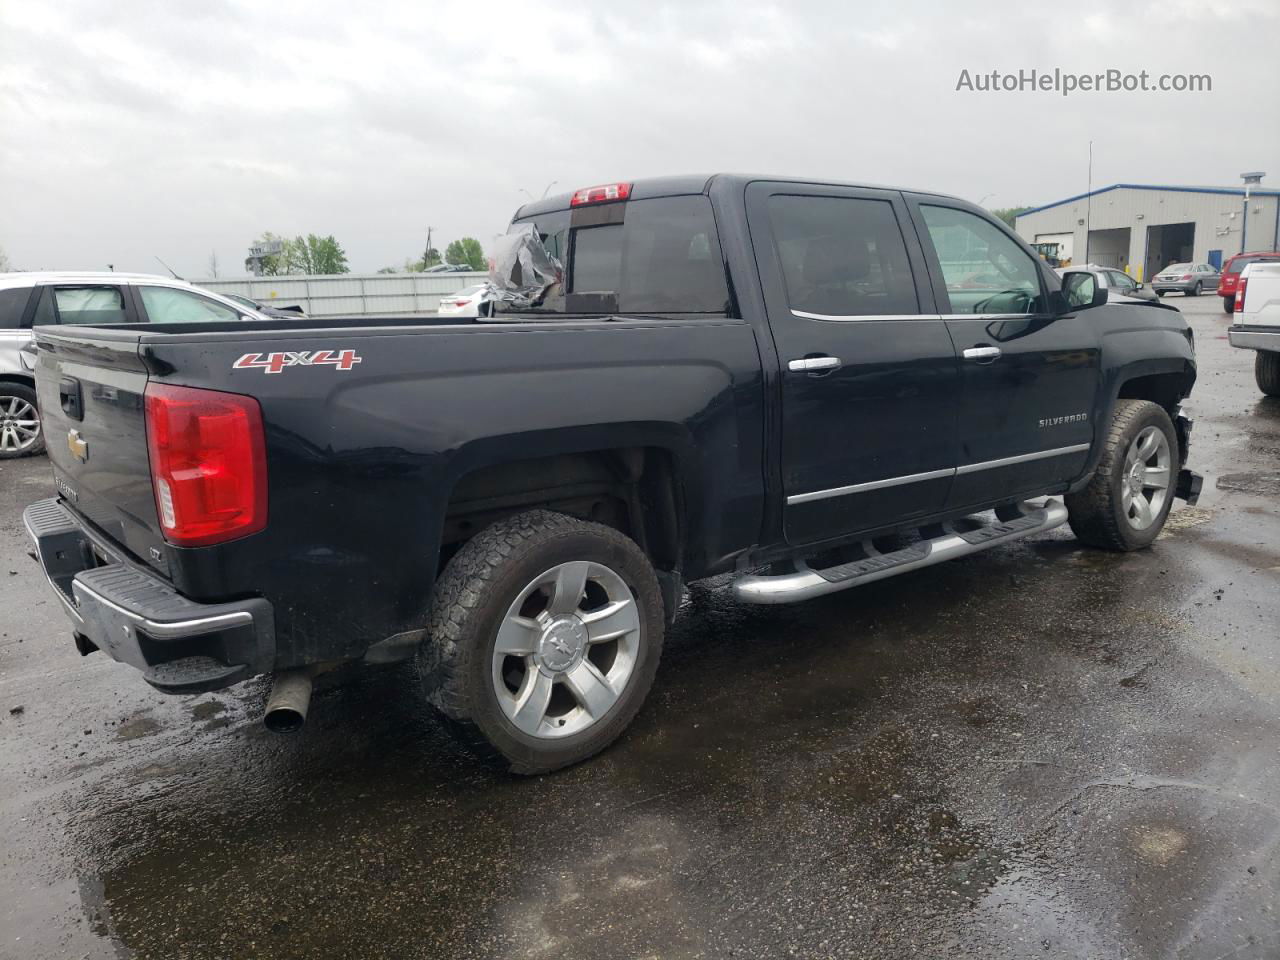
[511,195,730,313]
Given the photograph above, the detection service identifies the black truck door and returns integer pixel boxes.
[905,197,1101,510]
[745,182,960,546]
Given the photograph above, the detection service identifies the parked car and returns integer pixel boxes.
[0,273,267,459]
[1227,260,1280,396]
[223,293,307,319]
[1152,262,1220,297]
[436,284,493,318]
[23,175,1201,774]
[1055,264,1158,303]
[1218,251,1280,314]
[423,263,474,273]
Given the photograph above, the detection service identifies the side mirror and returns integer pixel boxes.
[1061,271,1108,310]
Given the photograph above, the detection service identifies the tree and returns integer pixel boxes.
[0,246,11,272]
[288,234,349,275]
[991,206,1031,229]
[445,237,485,271]
[401,247,442,272]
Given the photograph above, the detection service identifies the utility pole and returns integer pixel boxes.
[423,226,433,270]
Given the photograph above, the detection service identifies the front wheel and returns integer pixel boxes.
[1257,351,1280,397]
[420,510,664,774]
[1066,400,1178,551]
[0,382,44,459]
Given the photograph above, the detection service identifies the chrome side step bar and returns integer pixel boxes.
[733,499,1069,605]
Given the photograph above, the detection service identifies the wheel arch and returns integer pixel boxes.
[436,428,694,615]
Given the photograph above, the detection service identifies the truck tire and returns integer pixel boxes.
[1257,351,1280,397]
[1066,400,1178,552]
[0,382,44,459]
[420,509,664,774]
[1223,296,1235,314]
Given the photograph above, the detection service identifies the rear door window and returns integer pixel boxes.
[765,195,919,317]
[50,286,129,325]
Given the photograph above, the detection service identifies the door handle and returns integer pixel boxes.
[788,356,842,374]
[962,346,1001,363]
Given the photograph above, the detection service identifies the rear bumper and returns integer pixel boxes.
[23,498,275,694]
[1152,281,1195,293]
[1228,327,1280,351]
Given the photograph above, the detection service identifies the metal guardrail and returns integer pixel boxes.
[193,272,489,316]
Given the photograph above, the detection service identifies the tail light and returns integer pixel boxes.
[453,299,470,307]
[144,383,267,546]
[1235,278,1248,314]
[1180,274,1193,281]
[569,182,632,206]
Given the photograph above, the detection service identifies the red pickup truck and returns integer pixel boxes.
[1218,251,1280,314]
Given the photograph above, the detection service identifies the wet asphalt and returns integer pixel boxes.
[1,294,1278,960]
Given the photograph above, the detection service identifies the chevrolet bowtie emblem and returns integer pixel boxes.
[67,429,89,463]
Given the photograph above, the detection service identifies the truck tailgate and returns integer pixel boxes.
[35,329,168,570]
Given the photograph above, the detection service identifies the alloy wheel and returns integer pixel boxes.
[0,395,41,454]
[490,560,641,739]
[1121,425,1172,531]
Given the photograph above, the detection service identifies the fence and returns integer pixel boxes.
[193,272,490,317]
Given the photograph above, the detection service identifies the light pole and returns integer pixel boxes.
[519,181,558,201]
[1240,171,1265,254]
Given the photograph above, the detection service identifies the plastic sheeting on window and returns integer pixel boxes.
[484,223,563,309]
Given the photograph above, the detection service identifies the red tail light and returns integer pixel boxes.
[1180,274,1193,281]
[144,383,267,546]
[453,299,470,307]
[569,182,632,206]
[1236,278,1248,313]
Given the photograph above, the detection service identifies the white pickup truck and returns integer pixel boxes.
[1228,261,1280,396]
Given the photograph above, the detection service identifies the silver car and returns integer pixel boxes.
[1055,264,1157,303]
[0,272,266,458]
[1152,262,1220,297]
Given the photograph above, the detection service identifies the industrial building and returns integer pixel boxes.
[1015,182,1280,281]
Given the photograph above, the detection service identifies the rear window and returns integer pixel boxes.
[513,195,730,314]
[53,286,128,325]
[0,287,31,329]
[1227,255,1280,275]
[1163,263,1191,273]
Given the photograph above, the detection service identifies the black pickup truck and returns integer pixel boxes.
[24,174,1201,773]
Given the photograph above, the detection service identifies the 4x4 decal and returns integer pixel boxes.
[233,349,362,375]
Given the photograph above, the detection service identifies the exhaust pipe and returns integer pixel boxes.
[263,669,313,732]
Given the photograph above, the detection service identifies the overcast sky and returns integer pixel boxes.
[2,0,1277,276]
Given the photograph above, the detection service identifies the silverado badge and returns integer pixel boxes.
[67,429,89,463]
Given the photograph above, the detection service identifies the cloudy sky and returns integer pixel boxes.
[2,0,1276,276]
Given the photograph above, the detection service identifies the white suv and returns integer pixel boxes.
[1228,261,1280,397]
[0,273,265,458]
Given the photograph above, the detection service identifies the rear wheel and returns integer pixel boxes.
[1189,282,1202,297]
[420,510,664,774]
[1156,290,1166,297]
[0,383,44,459]
[1223,296,1235,314]
[1066,400,1177,551]
[1257,351,1280,397]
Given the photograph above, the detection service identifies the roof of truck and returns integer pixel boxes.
[512,173,965,220]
